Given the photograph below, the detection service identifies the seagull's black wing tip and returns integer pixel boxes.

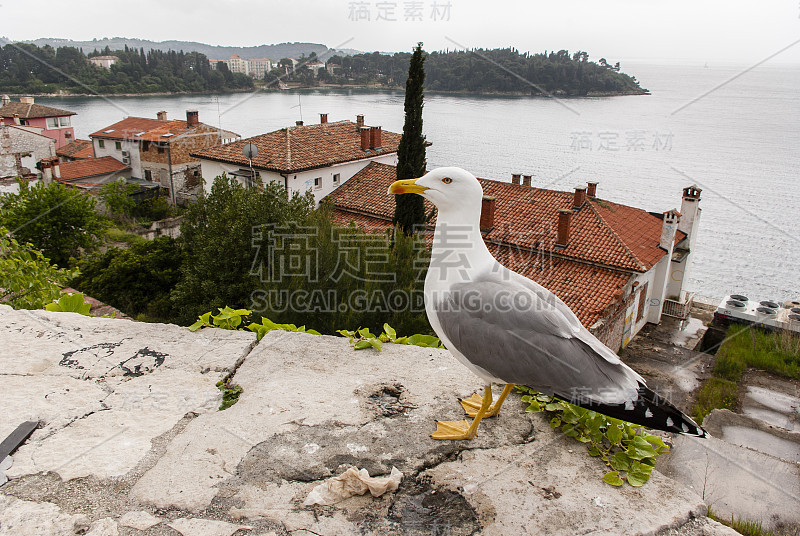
[560,385,710,438]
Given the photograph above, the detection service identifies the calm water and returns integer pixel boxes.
[40,61,800,302]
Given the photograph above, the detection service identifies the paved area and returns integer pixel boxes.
[0,306,738,535]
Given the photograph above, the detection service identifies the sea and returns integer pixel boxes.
[38,61,800,303]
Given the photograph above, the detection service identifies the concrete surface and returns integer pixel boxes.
[659,409,800,532]
[0,306,738,535]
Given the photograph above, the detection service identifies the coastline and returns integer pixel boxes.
[6,85,650,99]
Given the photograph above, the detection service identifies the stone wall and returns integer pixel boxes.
[0,124,55,179]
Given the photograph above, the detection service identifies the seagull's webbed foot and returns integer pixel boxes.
[432,385,497,441]
[460,384,514,418]
[431,420,475,440]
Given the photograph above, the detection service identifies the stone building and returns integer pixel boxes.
[0,120,56,193]
[89,110,240,204]
[192,114,401,205]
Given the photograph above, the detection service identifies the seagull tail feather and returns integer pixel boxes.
[563,385,709,438]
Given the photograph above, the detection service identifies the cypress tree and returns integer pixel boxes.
[393,43,427,236]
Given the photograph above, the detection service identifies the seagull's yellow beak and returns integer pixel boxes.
[388,178,428,195]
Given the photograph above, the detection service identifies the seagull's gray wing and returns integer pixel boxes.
[433,277,641,404]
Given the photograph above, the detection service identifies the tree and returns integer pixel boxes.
[393,43,427,236]
[0,181,106,267]
[72,237,182,321]
[170,175,314,325]
[0,227,77,310]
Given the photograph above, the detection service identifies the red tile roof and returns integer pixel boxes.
[191,120,401,174]
[328,162,683,272]
[0,102,76,119]
[90,117,198,143]
[56,139,94,160]
[326,162,683,328]
[56,156,130,182]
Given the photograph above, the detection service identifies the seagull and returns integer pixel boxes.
[389,167,708,441]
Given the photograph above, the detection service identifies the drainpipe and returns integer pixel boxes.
[167,145,176,205]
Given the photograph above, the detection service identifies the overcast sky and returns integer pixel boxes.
[3,0,800,64]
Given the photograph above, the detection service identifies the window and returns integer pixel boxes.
[144,170,153,181]
[333,173,340,184]
[313,177,322,189]
[115,141,122,151]
[59,116,71,127]
[46,118,59,129]
[636,282,649,322]
[142,141,150,151]
[98,140,105,148]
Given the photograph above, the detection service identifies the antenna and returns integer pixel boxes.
[291,94,303,123]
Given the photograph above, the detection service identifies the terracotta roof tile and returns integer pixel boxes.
[56,156,130,182]
[0,102,76,119]
[56,139,94,159]
[89,117,204,143]
[327,162,681,272]
[191,120,401,173]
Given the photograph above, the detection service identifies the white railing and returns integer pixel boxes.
[662,292,695,319]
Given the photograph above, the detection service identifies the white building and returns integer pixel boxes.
[89,56,119,69]
[192,114,402,205]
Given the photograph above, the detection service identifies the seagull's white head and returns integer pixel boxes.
[388,167,484,219]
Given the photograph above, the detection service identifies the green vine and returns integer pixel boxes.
[337,323,444,351]
[516,386,669,487]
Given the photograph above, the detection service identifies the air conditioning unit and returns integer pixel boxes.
[122,157,131,165]
[121,150,130,157]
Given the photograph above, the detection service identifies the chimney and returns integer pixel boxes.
[157,110,167,121]
[186,110,199,127]
[41,160,53,183]
[556,209,572,247]
[64,131,72,141]
[587,181,598,198]
[678,185,702,239]
[320,113,328,124]
[295,120,304,126]
[659,209,680,251]
[12,113,20,125]
[511,173,521,185]
[1,94,9,106]
[480,196,496,232]
[53,162,61,179]
[19,96,34,104]
[522,175,532,187]
[360,127,371,150]
[356,114,364,131]
[573,186,587,209]
[369,126,382,149]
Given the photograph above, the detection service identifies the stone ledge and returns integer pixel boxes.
[0,309,724,535]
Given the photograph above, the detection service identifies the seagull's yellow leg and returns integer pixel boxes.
[432,385,493,440]
[460,384,515,418]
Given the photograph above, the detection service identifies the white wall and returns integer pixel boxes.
[200,153,398,205]
[93,138,141,178]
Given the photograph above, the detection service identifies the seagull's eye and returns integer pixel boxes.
[442,177,452,184]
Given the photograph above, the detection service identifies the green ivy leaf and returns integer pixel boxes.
[606,424,623,445]
[383,323,397,341]
[603,471,624,487]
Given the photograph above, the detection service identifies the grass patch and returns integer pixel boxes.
[693,377,738,423]
[716,325,800,381]
[105,227,147,246]
[708,506,782,536]
[692,325,800,424]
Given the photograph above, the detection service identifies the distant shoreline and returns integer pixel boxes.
[6,85,650,99]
